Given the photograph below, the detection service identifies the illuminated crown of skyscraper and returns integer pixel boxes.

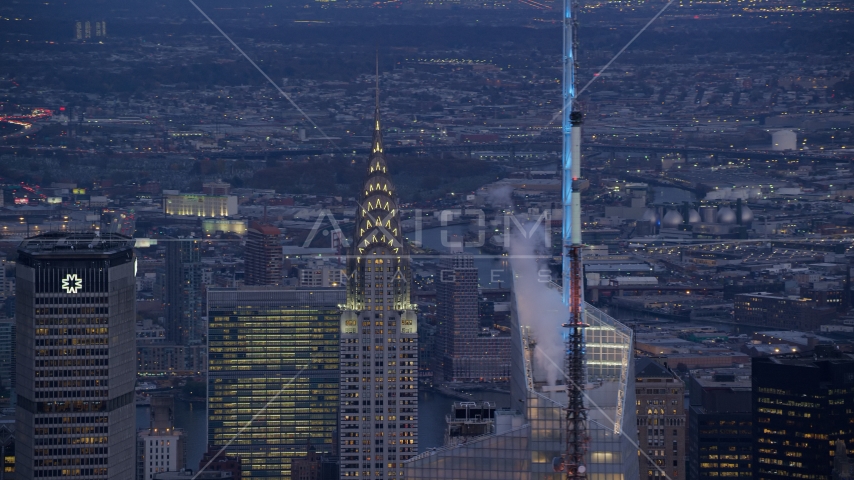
[345,75,411,311]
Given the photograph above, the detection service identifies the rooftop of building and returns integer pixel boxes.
[755,343,854,366]
[248,221,281,235]
[691,373,752,390]
[735,291,809,301]
[753,330,834,346]
[17,231,135,256]
[636,358,676,379]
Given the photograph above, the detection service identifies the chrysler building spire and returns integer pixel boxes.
[345,67,411,312]
[372,54,384,155]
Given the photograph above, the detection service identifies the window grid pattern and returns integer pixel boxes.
[207,288,343,480]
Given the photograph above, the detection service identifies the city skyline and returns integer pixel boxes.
[1,0,853,479]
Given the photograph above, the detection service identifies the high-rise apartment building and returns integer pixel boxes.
[636,358,686,480]
[137,395,185,480]
[244,222,282,286]
[207,287,342,480]
[15,232,137,479]
[299,260,345,288]
[436,254,510,382]
[752,351,854,480]
[687,370,752,480]
[339,98,419,478]
[137,344,206,375]
[164,237,202,344]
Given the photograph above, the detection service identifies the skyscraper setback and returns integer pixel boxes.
[339,93,419,478]
[436,254,510,382]
[244,222,282,286]
[15,232,137,479]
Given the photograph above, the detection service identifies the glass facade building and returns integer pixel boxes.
[404,424,530,480]
[164,238,202,345]
[207,287,343,480]
[404,299,638,480]
[15,232,137,480]
[752,353,854,480]
[687,371,752,480]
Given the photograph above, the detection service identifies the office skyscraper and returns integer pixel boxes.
[339,96,419,478]
[436,254,510,382]
[688,370,752,480]
[207,287,343,480]
[753,351,854,480]
[244,222,282,286]
[636,358,686,480]
[164,237,202,344]
[15,232,136,479]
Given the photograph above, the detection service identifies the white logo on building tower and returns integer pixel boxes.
[61,273,83,294]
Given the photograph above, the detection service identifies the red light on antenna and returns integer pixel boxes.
[59,106,66,111]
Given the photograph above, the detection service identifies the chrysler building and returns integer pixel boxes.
[339,84,419,479]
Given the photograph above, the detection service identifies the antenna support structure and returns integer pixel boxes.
[558,0,589,477]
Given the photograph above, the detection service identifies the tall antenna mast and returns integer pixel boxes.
[559,0,589,476]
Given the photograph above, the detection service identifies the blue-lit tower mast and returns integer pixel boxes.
[560,0,588,476]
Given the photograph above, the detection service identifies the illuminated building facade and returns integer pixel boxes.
[15,232,137,479]
[207,287,342,480]
[687,372,752,480]
[436,254,510,382]
[338,97,419,478]
[202,219,247,236]
[635,359,686,480]
[163,194,237,218]
[244,222,282,286]
[752,353,854,480]
[164,238,202,345]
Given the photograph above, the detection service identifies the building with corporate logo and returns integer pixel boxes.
[15,232,137,479]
